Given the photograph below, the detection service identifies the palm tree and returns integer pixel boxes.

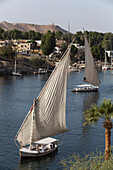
[83,98,113,160]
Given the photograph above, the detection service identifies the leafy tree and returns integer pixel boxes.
[28,30,36,40]
[75,31,84,45]
[70,45,78,62]
[55,31,63,40]
[30,56,45,70]
[2,31,9,40]
[21,31,28,39]
[41,30,55,56]
[61,43,68,55]
[83,98,113,160]
[0,27,4,39]
[102,40,112,50]
[13,29,21,39]
[0,45,15,59]
[91,45,105,61]
[35,32,42,40]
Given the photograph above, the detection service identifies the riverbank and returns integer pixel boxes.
[0,55,54,75]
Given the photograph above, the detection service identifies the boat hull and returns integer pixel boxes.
[19,146,58,158]
[71,88,98,92]
[12,72,21,76]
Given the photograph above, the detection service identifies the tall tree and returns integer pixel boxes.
[0,45,15,59]
[41,30,55,56]
[83,98,113,160]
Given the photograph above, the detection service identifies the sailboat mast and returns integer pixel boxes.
[105,50,107,66]
[14,57,16,73]
[30,98,36,149]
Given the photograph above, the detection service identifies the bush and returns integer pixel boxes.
[30,55,45,68]
[60,150,113,170]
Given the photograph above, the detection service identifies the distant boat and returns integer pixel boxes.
[12,57,21,76]
[68,65,79,72]
[14,42,72,158]
[102,51,109,70]
[38,68,47,74]
[71,31,100,92]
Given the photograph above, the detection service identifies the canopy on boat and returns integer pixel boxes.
[34,137,58,145]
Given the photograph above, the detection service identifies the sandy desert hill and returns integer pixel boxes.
[0,21,68,34]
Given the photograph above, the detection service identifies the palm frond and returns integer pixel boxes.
[83,98,113,125]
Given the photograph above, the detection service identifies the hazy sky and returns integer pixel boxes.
[0,0,113,33]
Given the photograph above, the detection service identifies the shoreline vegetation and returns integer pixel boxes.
[60,149,113,169]
[0,25,113,75]
[0,55,55,75]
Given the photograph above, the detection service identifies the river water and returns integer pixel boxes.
[0,70,113,170]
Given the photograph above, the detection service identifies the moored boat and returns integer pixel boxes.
[38,68,47,74]
[71,31,100,92]
[71,84,99,92]
[12,57,21,76]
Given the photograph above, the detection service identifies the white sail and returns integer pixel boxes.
[84,33,100,86]
[16,45,71,146]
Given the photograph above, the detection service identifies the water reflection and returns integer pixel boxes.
[19,150,58,170]
[80,92,101,153]
[82,92,100,112]
[38,73,50,81]
[82,92,100,133]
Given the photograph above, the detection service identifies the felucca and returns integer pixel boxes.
[15,42,72,158]
[71,32,100,92]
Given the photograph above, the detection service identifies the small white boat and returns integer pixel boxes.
[12,72,22,76]
[68,65,79,72]
[12,57,21,76]
[15,42,73,158]
[71,84,99,92]
[38,68,47,74]
[102,65,109,70]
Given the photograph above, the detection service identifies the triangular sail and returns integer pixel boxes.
[16,45,71,146]
[84,33,100,86]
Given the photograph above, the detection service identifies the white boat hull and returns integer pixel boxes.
[71,84,99,92]
[19,145,58,158]
[12,72,22,76]
[71,88,98,92]
[102,66,109,70]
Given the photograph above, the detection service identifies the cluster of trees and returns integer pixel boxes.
[0,26,113,61]
[0,27,43,40]
[74,31,113,61]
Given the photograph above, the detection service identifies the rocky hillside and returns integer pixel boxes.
[0,21,68,34]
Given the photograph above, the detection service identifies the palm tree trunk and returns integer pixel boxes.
[103,120,112,160]
[105,127,111,160]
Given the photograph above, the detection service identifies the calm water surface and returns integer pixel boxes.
[0,70,113,170]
